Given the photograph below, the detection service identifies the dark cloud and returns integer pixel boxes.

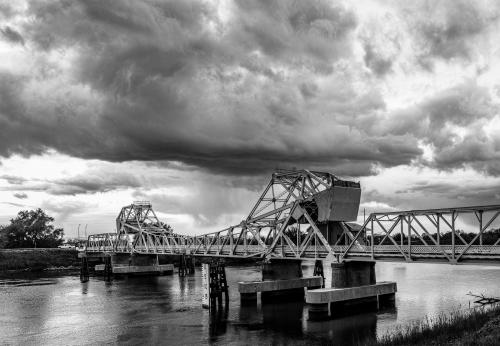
[230,0,357,72]
[401,180,500,207]
[13,192,28,199]
[0,0,421,178]
[0,0,499,180]
[0,26,24,45]
[49,171,142,195]
[299,82,318,98]
[368,80,499,174]
[0,4,15,18]
[0,175,27,185]
[406,1,499,67]
[0,169,141,196]
[363,43,393,76]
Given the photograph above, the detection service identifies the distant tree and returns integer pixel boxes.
[159,221,173,233]
[0,209,64,248]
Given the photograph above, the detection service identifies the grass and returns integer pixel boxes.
[371,304,500,346]
[0,248,79,272]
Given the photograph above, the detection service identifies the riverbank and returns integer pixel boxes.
[0,248,79,272]
[373,304,500,346]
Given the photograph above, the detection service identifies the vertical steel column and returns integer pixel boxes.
[479,211,483,246]
[400,215,404,247]
[371,216,374,259]
[437,214,440,245]
[243,228,248,256]
[451,212,456,261]
[407,215,412,259]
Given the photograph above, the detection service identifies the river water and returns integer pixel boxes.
[1,262,499,345]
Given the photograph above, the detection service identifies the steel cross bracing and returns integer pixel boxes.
[86,201,174,253]
[85,170,500,265]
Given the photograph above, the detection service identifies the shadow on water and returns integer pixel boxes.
[305,312,378,345]
[209,304,229,340]
[262,301,304,335]
[233,298,384,345]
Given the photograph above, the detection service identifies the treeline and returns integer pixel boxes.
[0,209,64,249]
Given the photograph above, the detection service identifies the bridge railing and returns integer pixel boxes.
[342,204,500,264]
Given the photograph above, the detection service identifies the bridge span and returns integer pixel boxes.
[86,169,500,265]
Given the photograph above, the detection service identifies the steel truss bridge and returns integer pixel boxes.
[86,169,500,265]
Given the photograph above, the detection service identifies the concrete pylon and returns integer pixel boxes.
[331,260,376,288]
[330,260,379,316]
[261,259,304,302]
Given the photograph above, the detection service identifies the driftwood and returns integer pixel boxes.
[467,292,500,306]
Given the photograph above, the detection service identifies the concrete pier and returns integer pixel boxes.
[94,254,174,276]
[238,260,321,303]
[307,282,397,304]
[331,260,376,288]
[239,277,323,301]
[95,263,174,275]
[261,259,305,302]
[307,260,396,319]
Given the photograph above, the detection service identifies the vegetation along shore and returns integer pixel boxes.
[370,304,500,346]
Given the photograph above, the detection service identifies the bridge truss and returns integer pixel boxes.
[86,170,500,265]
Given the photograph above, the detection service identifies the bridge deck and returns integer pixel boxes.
[84,244,500,264]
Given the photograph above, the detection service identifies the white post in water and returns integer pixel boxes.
[201,263,210,309]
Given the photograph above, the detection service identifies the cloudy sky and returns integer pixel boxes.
[1,0,500,237]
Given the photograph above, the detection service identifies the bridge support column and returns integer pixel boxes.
[332,261,376,288]
[330,261,378,316]
[238,259,322,304]
[261,260,304,303]
[307,261,396,320]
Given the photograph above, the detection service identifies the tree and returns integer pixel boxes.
[0,209,64,248]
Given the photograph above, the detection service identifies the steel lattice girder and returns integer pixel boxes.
[85,170,500,264]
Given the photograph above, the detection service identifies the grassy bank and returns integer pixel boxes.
[373,304,500,346]
[0,248,79,272]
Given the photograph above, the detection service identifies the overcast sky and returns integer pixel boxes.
[2,0,500,237]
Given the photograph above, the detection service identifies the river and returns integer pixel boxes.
[1,262,499,345]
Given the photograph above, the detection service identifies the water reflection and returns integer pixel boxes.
[209,304,229,339]
[262,301,304,335]
[0,263,499,345]
[81,281,89,295]
[305,313,377,345]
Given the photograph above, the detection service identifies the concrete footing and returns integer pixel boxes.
[307,261,397,320]
[94,254,174,276]
[95,263,174,275]
[306,281,397,320]
[239,259,322,303]
[238,277,323,303]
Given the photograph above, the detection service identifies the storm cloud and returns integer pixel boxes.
[0,26,24,45]
[1,0,500,235]
[4,0,492,177]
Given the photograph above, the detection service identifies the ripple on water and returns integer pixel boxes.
[0,278,57,287]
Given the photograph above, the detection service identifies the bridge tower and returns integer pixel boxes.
[237,169,375,305]
[94,201,174,276]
